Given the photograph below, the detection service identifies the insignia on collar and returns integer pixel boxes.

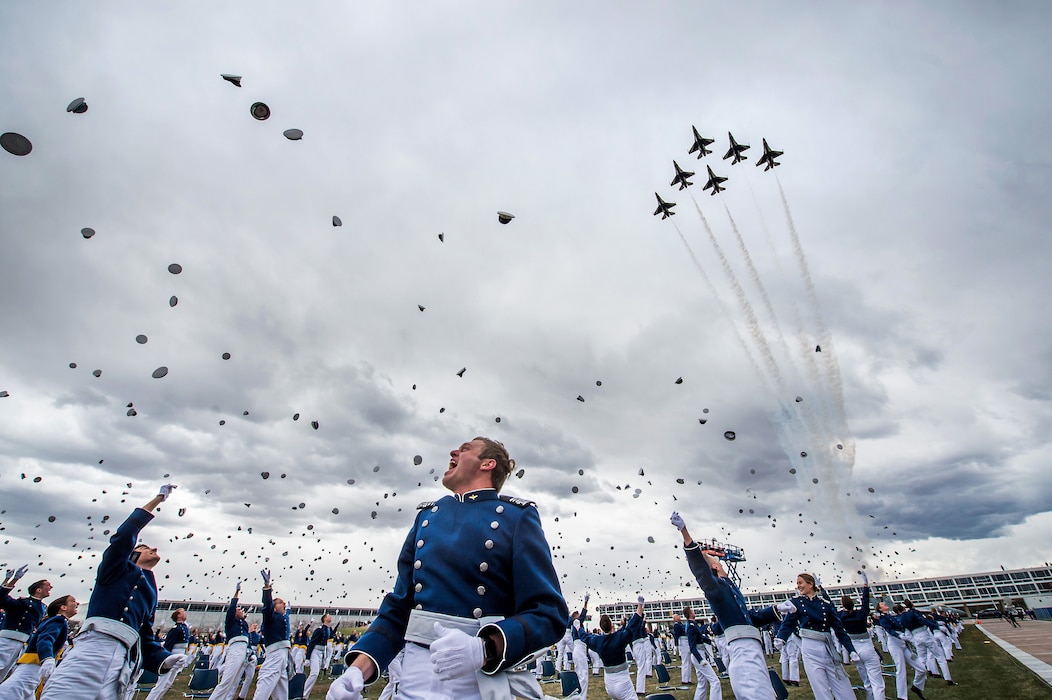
[468,494,478,500]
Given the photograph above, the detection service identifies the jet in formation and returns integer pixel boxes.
[702,165,727,195]
[653,193,676,219]
[670,161,695,190]
[723,132,750,164]
[688,126,715,159]
[755,138,783,171]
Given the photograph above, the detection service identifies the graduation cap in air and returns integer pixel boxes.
[168,263,182,274]
[66,97,88,114]
[0,132,32,156]
[497,211,515,224]
[456,368,466,377]
[221,74,242,87]
[136,335,148,344]
[152,367,168,379]
[81,227,96,239]
[283,129,303,141]
[169,296,178,307]
[333,216,342,227]
[250,102,270,120]
[438,233,444,242]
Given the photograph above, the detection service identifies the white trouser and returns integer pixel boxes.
[935,629,953,660]
[302,648,324,698]
[602,667,635,700]
[395,642,481,700]
[762,630,773,655]
[210,641,249,700]
[210,645,226,670]
[558,630,573,671]
[714,636,729,668]
[632,638,652,693]
[252,646,289,700]
[145,643,187,700]
[237,654,258,699]
[678,638,693,683]
[377,648,404,700]
[911,628,951,681]
[0,662,42,700]
[887,634,926,697]
[572,640,589,698]
[725,638,774,700]
[293,647,306,675]
[799,636,853,700]
[779,635,800,682]
[852,635,885,700]
[40,630,128,700]
[689,651,723,700]
[588,648,600,675]
[0,639,25,683]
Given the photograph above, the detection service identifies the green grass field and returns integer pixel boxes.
[155,625,1052,699]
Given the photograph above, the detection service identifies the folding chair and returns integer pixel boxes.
[183,667,219,698]
[653,663,673,691]
[645,695,677,700]
[134,670,158,697]
[194,653,210,670]
[288,672,306,699]
[661,650,672,665]
[559,670,581,697]
[769,668,789,700]
[540,659,558,683]
[330,662,346,678]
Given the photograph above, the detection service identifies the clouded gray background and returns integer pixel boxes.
[2,1,1052,609]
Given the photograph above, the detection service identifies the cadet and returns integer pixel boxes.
[578,599,646,700]
[42,485,187,700]
[145,608,191,700]
[0,594,77,699]
[211,582,252,700]
[303,614,334,699]
[328,437,567,700]
[252,570,291,700]
[837,571,884,700]
[0,568,49,682]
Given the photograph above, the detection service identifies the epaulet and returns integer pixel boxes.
[499,494,536,508]
[417,501,437,510]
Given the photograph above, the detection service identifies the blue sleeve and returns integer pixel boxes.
[226,597,239,629]
[683,544,721,598]
[140,616,172,673]
[748,605,781,628]
[861,586,870,617]
[827,604,855,654]
[479,505,568,673]
[776,605,801,641]
[98,509,154,586]
[0,587,15,613]
[34,619,62,661]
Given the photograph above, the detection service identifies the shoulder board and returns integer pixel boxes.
[416,501,437,510]
[499,494,536,508]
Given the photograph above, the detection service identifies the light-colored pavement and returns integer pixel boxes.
[975,618,1052,687]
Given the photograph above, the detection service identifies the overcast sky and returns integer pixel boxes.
[2,1,1052,612]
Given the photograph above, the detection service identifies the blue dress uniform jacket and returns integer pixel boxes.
[578,613,645,666]
[306,625,332,658]
[0,588,45,635]
[570,605,589,642]
[225,598,250,640]
[671,621,686,644]
[84,507,170,673]
[261,588,290,646]
[686,622,712,662]
[163,622,190,651]
[351,489,567,680]
[898,609,938,633]
[837,586,872,635]
[776,596,856,654]
[874,612,905,639]
[22,614,69,661]
[684,544,780,629]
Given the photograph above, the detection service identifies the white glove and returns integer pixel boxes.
[573,619,581,630]
[161,653,188,674]
[584,592,590,603]
[158,484,178,500]
[430,622,485,680]
[637,595,645,604]
[814,575,823,588]
[849,651,861,663]
[670,511,686,530]
[773,637,785,651]
[236,581,242,595]
[261,569,272,586]
[860,569,869,585]
[776,600,797,615]
[40,657,56,681]
[13,564,29,580]
[326,666,364,700]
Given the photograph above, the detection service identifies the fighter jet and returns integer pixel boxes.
[653,193,676,219]
[670,161,695,190]
[722,132,750,164]
[755,138,783,171]
[702,165,727,195]
[688,126,715,159]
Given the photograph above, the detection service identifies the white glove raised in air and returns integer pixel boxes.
[776,600,798,615]
[814,575,823,588]
[13,564,29,581]
[235,580,242,595]
[849,651,861,663]
[260,569,272,586]
[637,595,645,604]
[39,657,56,681]
[326,666,364,700]
[430,622,485,680]
[860,569,869,585]
[774,637,785,651]
[584,592,590,603]
[157,484,178,501]
[670,512,686,531]
[161,653,188,674]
